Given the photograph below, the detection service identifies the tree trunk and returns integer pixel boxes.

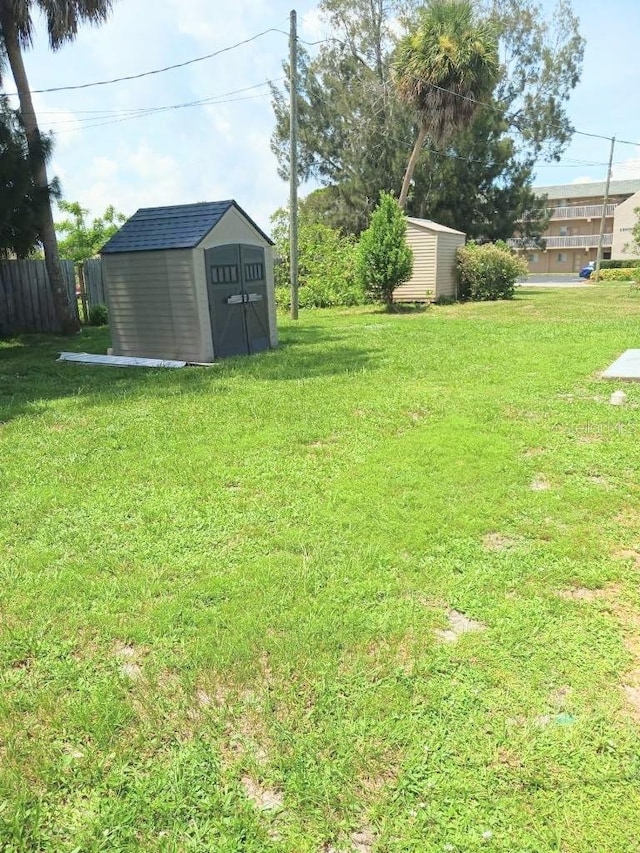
[399,125,428,210]
[1,10,80,334]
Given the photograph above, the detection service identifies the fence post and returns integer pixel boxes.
[77,263,88,324]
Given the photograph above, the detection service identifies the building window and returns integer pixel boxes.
[559,226,569,237]
[528,253,539,264]
[244,262,264,282]
[211,265,238,284]
[557,253,568,263]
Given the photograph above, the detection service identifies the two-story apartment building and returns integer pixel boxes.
[511,179,640,274]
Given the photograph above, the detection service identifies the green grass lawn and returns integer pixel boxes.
[1,286,640,852]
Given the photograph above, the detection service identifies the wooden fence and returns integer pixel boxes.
[0,259,78,337]
[81,259,107,309]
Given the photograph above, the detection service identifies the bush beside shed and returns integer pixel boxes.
[101,200,278,362]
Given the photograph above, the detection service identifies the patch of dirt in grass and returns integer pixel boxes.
[339,827,375,853]
[482,532,521,552]
[588,475,609,487]
[114,642,144,681]
[241,775,283,811]
[523,447,546,458]
[615,508,640,529]
[494,747,524,772]
[549,686,572,708]
[530,474,551,492]
[576,432,604,446]
[435,609,486,643]
[308,434,340,451]
[407,408,429,423]
[364,634,417,675]
[557,584,640,722]
[613,548,640,569]
[225,709,270,765]
[556,585,619,603]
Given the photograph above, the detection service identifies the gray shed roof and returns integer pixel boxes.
[533,179,640,201]
[407,217,466,236]
[101,200,273,254]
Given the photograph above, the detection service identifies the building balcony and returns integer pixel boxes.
[544,233,613,249]
[547,204,616,220]
[520,203,616,222]
[508,234,613,250]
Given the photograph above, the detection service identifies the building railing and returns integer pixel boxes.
[508,234,613,250]
[544,233,613,249]
[548,204,616,220]
[519,203,616,222]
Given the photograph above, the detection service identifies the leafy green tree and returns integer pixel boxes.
[481,0,585,162]
[410,105,548,242]
[393,0,500,208]
[271,205,362,308]
[55,201,126,263]
[270,0,583,236]
[356,192,413,306]
[270,0,414,234]
[0,93,58,258]
[0,0,114,333]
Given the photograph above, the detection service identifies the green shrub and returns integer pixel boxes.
[594,268,638,282]
[88,304,108,326]
[600,259,640,269]
[356,192,413,306]
[271,210,364,309]
[457,242,528,301]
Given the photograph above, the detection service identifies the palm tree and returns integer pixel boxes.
[393,0,500,210]
[0,1,114,333]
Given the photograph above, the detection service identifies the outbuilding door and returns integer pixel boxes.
[205,244,270,358]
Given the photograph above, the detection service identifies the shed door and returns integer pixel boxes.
[240,245,269,354]
[205,244,270,358]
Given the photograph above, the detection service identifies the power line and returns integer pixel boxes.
[38,80,283,128]
[4,27,289,95]
[295,33,640,150]
[53,92,273,134]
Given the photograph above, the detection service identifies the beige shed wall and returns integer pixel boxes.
[104,249,213,362]
[393,223,437,302]
[194,207,278,349]
[435,232,465,298]
[612,191,640,259]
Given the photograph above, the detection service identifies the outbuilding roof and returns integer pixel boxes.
[101,200,273,254]
[533,179,640,201]
[407,217,466,236]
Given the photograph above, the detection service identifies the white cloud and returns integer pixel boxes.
[301,7,325,41]
[611,145,640,181]
[571,175,596,184]
[15,0,315,227]
[166,0,271,46]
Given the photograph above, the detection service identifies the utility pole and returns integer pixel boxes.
[595,135,616,280]
[289,8,299,320]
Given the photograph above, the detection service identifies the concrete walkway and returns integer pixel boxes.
[518,275,592,288]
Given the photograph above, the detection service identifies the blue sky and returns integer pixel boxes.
[5,0,640,235]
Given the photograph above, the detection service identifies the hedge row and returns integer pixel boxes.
[594,268,640,282]
[600,259,640,269]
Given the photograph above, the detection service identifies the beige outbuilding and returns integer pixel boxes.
[101,200,278,363]
[393,217,466,303]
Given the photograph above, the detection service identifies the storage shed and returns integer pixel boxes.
[101,200,277,362]
[393,217,466,303]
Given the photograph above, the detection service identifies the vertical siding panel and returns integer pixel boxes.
[0,264,10,336]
